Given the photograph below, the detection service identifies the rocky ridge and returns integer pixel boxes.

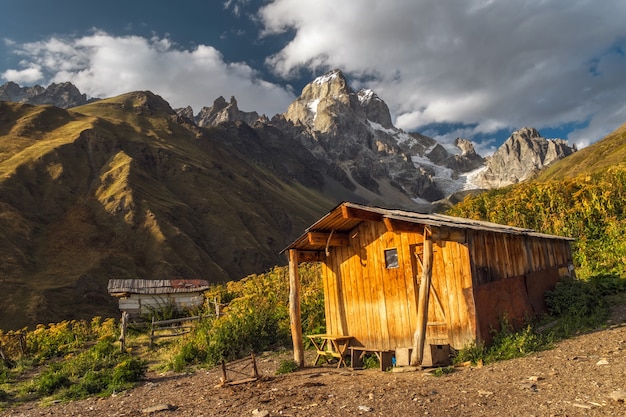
[0,81,95,108]
[173,70,574,205]
[474,127,577,188]
[1,74,577,206]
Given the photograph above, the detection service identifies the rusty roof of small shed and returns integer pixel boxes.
[283,201,574,252]
[107,279,210,295]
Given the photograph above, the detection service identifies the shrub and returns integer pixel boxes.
[453,341,485,365]
[362,354,380,369]
[112,357,148,388]
[432,366,455,377]
[36,370,71,396]
[0,362,11,384]
[543,274,624,339]
[275,359,299,375]
[486,323,550,362]
[64,370,109,399]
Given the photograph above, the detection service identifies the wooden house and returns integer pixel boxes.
[284,202,575,367]
[107,279,210,319]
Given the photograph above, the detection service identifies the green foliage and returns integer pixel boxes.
[142,299,194,322]
[362,354,380,369]
[454,320,551,365]
[0,362,10,384]
[454,273,626,365]
[487,322,550,362]
[431,366,455,377]
[0,317,146,404]
[449,167,626,278]
[29,340,147,400]
[543,274,625,339]
[36,369,72,396]
[170,263,325,370]
[275,359,299,375]
[453,341,486,366]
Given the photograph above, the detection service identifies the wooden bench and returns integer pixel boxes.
[349,347,394,371]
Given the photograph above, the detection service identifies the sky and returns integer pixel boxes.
[1,0,625,154]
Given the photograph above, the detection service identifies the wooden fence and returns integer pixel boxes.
[148,315,204,347]
[0,333,27,364]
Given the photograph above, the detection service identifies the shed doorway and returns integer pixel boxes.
[411,243,449,344]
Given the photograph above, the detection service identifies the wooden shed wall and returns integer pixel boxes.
[321,221,477,351]
[118,293,204,319]
[468,231,573,344]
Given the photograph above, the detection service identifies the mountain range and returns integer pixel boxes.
[0,71,578,329]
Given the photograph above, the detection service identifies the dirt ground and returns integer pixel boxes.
[3,307,626,417]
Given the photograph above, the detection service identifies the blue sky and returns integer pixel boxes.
[1,0,625,154]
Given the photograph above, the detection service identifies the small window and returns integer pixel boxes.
[384,248,399,269]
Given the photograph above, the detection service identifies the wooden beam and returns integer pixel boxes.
[411,226,433,367]
[296,250,325,263]
[288,250,304,367]
[341,205,384,222]
[383,217,424,233]
[307,231,349,247]
[432,227,466,243]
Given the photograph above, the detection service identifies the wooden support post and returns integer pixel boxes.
[251,352,259,378]
[411,226,433,366]
[212,297,222,317]
[221,360,227,384]
[289,249,304,367]
[149,316,155,348]
[119,311,129,353]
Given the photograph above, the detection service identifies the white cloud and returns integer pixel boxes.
[1,66,43,84]
[259,0,626,144]
[1,31,295,116]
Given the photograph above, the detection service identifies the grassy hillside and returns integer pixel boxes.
[536,121,626,180]
[449,122,626,278]
[0,95,336,330]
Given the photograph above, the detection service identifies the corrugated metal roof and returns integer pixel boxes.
[282,201,574,252]
[107,279,211,295]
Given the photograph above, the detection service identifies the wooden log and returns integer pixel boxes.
[149,316,156,348]
[410,226,433,366]
[119,311,129,352]
[289,249,304,367]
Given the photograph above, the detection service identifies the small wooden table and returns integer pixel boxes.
[306,334,353,368]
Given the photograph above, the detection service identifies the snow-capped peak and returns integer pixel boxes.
[313,70,341,85]
[357,89,375,104]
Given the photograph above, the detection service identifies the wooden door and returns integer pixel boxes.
[412,243,449,343]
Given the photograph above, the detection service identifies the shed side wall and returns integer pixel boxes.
[468,231,574,343]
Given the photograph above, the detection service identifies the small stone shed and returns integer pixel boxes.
[107,279,210,319]
[284,202,575,367]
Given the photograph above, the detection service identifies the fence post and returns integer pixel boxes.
[149,316,156,348]
[119,311,129,352]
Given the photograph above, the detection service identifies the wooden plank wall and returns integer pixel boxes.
[438,238,477,349]
[470,232,573,285]
[118,293,204,319]
[321,222,477,351]
[468,231,574,343]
